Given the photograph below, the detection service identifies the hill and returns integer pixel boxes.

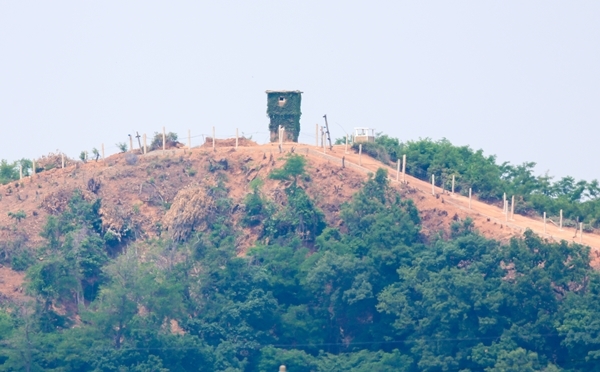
[1,139,600,371]
[1,140,599,302]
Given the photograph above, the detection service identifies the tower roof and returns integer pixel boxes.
[265,90,303,94]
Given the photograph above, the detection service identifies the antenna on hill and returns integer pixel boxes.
[323,114,333,150]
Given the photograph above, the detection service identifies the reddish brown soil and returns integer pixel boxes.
[1,141,599,302]
[0,266,27,304]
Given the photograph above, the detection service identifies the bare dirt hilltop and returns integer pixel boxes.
[1,141,599,302]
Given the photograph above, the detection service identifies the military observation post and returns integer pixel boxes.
[266,90,302,143]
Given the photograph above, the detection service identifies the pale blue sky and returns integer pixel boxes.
[1,1,598,181]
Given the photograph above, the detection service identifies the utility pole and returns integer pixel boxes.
[323,114,333,150]
[135,132,142,153]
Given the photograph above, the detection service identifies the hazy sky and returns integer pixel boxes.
[1,2,599,181]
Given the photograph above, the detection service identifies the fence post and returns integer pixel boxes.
[511,195,515,220]
[345,134,349,154]
[359,144,362,166]
[162,127,166,153]
[543,212,547,234]
[19,164,22,180]
[431,174,435,195]
[212,126,216,151]
[278,125,282,145]
[402,154,406,183]
[62,153,65,168]
[129,134,134,153]
[396,159,400,182]
[315,124,319,147]
[559,209,563,230]
[235,128,239,149]
[469,188,472,209]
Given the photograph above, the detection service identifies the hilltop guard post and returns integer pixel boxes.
[353,127,375,143]
[266,90,302,142]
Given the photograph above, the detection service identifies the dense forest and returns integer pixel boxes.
[0,153,599,371]
[351,136,600,230]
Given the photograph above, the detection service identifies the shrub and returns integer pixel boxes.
[150,132,179,151]
[125,153,138,165]
[92,148,100,161]
[8,210,26,222]
[116,142,128,153]
[11,249,34,271]
[269,154,307,183]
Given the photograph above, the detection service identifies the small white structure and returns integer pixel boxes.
[353,127,375,143]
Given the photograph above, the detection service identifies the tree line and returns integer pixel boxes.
[352,135,600,230]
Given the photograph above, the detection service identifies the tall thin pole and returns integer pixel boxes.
[212,126,216,151]
[162,127,166,153]
[323,114,333,150]
[62,153,65,168]
[359,144,362,166]
[281,127,285,145]
[469,188,472,209]
[345,134,349,154]
[544,212,547,234]
[101,144,105,161]
[402,154,406,183]
[396,159,400,182]
[19,164,22,180]
[431,174,435,195]
[143,134,147,154]
[129,135,134,153]
[511,195,515,220]
[503,193,507,214]
[315,124,319,147]
[559,209,563,230]
[235,128,239,149]
[451,175,455,195]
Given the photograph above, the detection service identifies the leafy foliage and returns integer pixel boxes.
[2,167,600,371]
[356,135,600,228]
[7,210,26,223]
[269,154,307,184]
[150,131,179,151]
[0,159,31,184]
[267,91,302,142]
[116,142,128,153]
